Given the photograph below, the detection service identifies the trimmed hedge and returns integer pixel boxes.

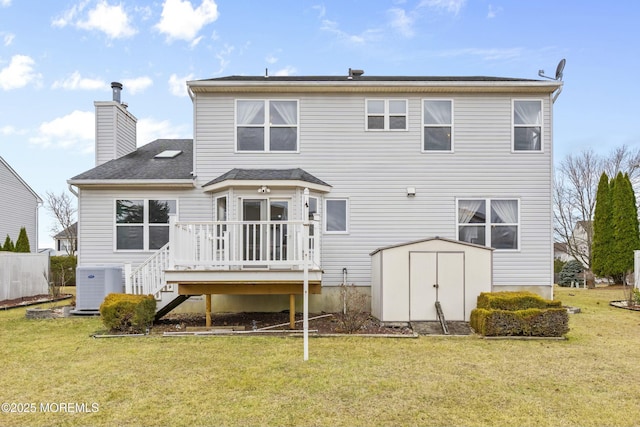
[476,291,561,311]
[471,291,568,337]
[99,293,156,333]
[470,308,569,337]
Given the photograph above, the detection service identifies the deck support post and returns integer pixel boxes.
[289,294,296,329]
[205,294,212,328]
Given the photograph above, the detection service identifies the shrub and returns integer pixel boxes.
[50,255,77,287]
[99,293,156,333]
[558,259,584,287]
[335,284,370,333]
[14,227,30,252]
[471,308,569,337]
[476,291,561,311]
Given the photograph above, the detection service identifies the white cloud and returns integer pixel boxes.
[320,19,381,45]
[155,0,219,43]
[54,1,136,39]
[1,125,26,136]
[3,32,15,46]
[211,44,233,75]
[265,54,278,65]
[30,110,95,152]
[388,8,415,38]
[0,55,41,90]
[312,4,326,18]
[52,71,106,90]
[168,73,193,97]
[122,76,153,94]
[138,117,189,146]
[419,0,466,15]
[77,1,136,39]
[273,66,296,76]
[487,4,502,19]
[1,0,12,7]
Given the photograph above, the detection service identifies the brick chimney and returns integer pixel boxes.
[94,82,137,167]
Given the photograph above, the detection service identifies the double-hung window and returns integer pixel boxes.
[423,99,453,151]
[457,199,519,250]
[366,99,407,130]
[236,100,298,152]
[513,100,542,151]
[115,199,176,251]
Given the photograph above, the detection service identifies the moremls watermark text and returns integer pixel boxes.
[1,402,99,414]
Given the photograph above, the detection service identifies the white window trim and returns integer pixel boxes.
[234,99,300,153]
[512,99,543,153]
[365,99,408,131]
[114,199,178,252]
[422,98,454,153]
[324,198,349,234]
[214,194,229,221]
[455,197,520,251]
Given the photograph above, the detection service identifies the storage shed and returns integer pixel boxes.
[370,237,493,322]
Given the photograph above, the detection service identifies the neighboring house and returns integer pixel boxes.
[69,73,563,320]
[0,156,42,252]
[554,242,571,262]
[53,222,77,256]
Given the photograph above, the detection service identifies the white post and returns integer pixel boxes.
[303,188,310,361]
[635,250,640,289]
[124,263,132,294]
[168,215,176,269]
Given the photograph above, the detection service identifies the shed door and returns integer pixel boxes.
[409,251,465,321]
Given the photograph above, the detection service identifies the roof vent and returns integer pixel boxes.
[348,68,364,79]
[154,150,182,159]
[111,82,123,103]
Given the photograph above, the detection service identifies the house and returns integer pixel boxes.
[69,72,563,322]
[53,222,77,256]
[0,156,42,252]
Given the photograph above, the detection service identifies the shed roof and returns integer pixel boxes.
[369,236,494,256]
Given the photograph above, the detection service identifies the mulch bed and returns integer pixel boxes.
[0,294,72,310]
[153,312,415,335]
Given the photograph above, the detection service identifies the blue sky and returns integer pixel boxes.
[1,0,639,248]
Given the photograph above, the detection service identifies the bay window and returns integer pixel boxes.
[458,199,519,250]
[236,100,298,152]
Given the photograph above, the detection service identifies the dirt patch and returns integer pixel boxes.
[153,312,415,335]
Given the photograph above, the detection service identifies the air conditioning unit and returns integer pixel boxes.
[74,266,124,312]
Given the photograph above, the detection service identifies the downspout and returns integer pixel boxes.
[67,184,78,197]
[187,85,197,182]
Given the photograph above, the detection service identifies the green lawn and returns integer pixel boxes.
[0,286,639,427]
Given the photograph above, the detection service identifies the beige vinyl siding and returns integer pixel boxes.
[0,160,40,252]
[188,91,553,288]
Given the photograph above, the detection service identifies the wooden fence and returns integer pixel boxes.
[0,252,49,301]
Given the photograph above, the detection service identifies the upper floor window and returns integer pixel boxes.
[366,99,407,131]
[423,99,453,151]
[457,199,519,250]
[513,100,542,151]
[115,199,176,251]
[236,100,298,152]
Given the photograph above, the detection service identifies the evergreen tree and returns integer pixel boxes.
[2,234,14,251]
[14,227,30,253]
[592,173,612,277]
[610,173,640,283]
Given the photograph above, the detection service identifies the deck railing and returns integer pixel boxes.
[170,219,321,270]
[125,219,320,300]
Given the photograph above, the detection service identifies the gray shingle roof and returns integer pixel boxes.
[198,75,539,83]
[70,139,193,181]
[205,168,330,187]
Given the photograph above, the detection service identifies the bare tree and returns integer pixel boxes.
[45,190,77,255]
[554,145,640,275]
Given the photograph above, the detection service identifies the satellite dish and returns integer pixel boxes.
[538,58,566,81]
[555,58,566,80]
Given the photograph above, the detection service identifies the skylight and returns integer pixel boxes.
[154,150,182,159]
